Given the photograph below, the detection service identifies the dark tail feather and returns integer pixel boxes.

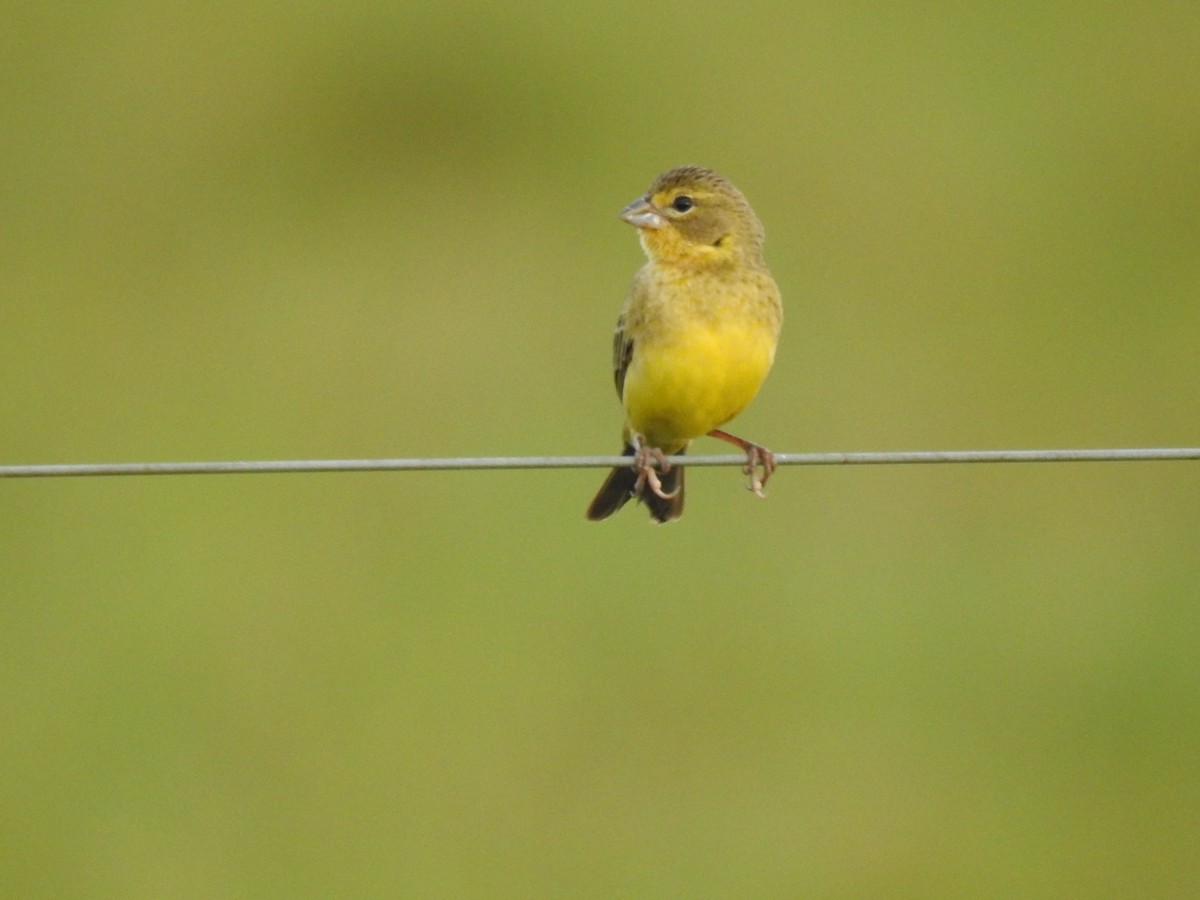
[586,451,638,521]
[586,444,685,523]
[643,458,684,523]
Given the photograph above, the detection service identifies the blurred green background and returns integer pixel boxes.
[3,2,1199,896]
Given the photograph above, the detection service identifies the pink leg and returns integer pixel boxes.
[630,435,680,500]
[707,429,776,498]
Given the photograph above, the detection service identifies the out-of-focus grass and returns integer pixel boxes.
[3,2,1199,896]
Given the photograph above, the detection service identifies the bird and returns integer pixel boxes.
[586,165,783,523]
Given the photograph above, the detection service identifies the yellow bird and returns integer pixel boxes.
[587,166,783,523]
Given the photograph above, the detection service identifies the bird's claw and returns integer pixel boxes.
[742,445,777,498]
[632,444,678,500]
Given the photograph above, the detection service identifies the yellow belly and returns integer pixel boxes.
[623,320,776,452]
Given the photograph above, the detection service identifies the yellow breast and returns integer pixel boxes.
[621,267,781,452]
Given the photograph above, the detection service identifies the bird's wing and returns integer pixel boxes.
[612,312,633,399]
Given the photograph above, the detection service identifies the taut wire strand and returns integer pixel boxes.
[1,448,1198,479]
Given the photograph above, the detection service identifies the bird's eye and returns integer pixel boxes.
[670,196,694,213]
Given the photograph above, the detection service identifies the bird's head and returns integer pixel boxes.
[620,166,766,270]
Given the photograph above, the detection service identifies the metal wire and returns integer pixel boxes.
[1,448,1198,478]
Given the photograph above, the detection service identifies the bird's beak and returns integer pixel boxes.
[619,197,666,230]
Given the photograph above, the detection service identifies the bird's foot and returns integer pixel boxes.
[707,429,776,498]
[630,440,678,500]
[740,444,777,498]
